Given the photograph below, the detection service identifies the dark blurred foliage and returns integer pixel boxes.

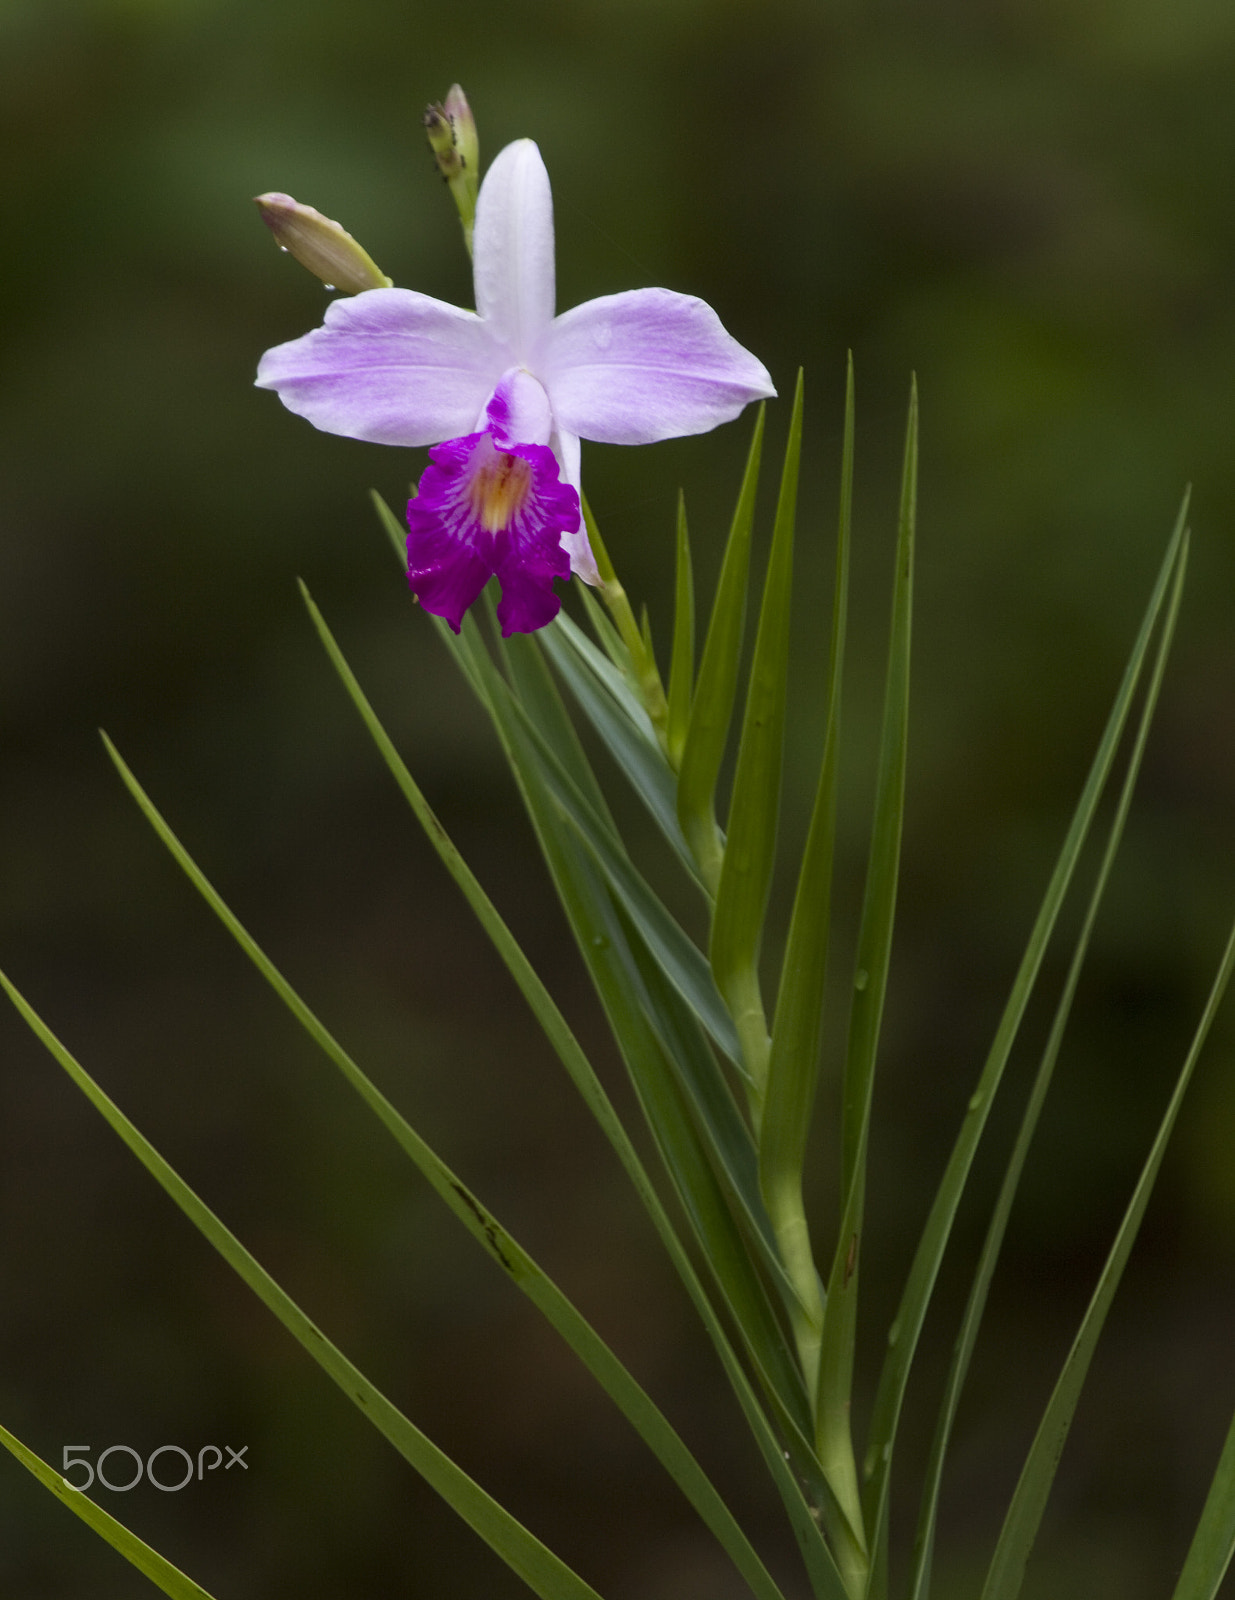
[2,1,1235,1596]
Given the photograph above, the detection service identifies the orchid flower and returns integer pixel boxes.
[257,139,775,635]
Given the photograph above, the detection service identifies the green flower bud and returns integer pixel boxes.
[255,193,393,294]
[424,83,480,256]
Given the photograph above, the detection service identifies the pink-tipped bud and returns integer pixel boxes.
[254,193,392,294]
[443,85,478,183]
[423,84,479,255]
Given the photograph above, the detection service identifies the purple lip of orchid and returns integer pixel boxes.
[256,138,775,634]
[406,382,580,637]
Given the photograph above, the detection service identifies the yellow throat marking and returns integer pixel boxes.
[469,450,534,533]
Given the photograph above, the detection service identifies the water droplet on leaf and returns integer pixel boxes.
[854,968,868,990]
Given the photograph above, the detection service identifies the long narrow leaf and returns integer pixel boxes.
[666,493,695,769]
[860,501,1189,1565]
[815,379,916,1587]
[371,486,408,565]
[579,496,670,736]
[496,678,741,1064]
[823,377,917,1593]
[491,675,821,1327]
[460,620,851,1598]
[539,615,702,884]
[502,613,616,831]
[507,829,846,1600]
[0,1422,218,1600]
[677,407,765,892]
[517,825,847,1600]
[474,629,814,1435]
[550,608,654,752]
[980,906,1235,1600]
[907,529,1189,1600]
[838,376,917,1197]
[765,355,859,1545]
[763,354,853,1211]
[0,970,604,1600]
[98,732,785,1600]
[305,588,847,1600]
[577,580,632,675]
[711,371,804,1105]
[1171,1403,1235,1600]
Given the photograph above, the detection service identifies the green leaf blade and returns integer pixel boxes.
[667,492,696,769]
[446,633,846,1598]
[0,1422,220,1600]
[1172,1403,1235,1600]
[860,499,1190,1571]
[370,486,408,567]
[761,357,858,1546]
[0,968,605,1600]
[471,632,812,1430]
[762,356,853,1295]
[710,371,804,1102]
[677,406,766,893]
[94,727,786,1600]
[981,900,1235,1600]
[496,671,740,1064]
[485,672,815,1323]
[907,525,1190,1600]
[815,372,915,1589]
[538,613,702,885]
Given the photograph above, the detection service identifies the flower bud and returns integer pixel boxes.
[423,84,480,255]
[254,193,392,294]
[443,85,478,185]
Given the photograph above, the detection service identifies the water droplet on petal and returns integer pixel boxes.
[593,320,613,350]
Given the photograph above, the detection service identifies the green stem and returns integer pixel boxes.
[581,498,671,748]
[601,572,669,741]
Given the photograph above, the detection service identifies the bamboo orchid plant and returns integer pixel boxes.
[3,85,1234,1600]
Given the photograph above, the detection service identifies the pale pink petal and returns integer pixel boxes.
[537,288,775,445]
[472,141,555,360]
[256,287,504,446]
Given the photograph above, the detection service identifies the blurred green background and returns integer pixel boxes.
[2,0,1235,1596]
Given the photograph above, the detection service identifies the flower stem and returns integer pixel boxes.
[581,498,671,746]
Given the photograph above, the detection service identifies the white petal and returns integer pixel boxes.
[478,367,554,447]
[472,140,556,360]
[255,288,505,446]
[554,426,582,491]
[536,288,775,445]
[550,427,599,584]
